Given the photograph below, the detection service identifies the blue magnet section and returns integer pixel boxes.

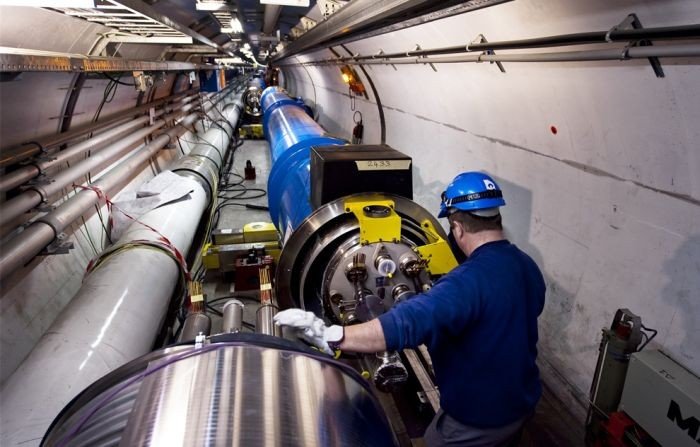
[262,87,345,234]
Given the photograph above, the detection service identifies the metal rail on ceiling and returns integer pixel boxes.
[272,0,513,62]
[0,47,222,72]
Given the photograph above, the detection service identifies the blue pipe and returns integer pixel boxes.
[262,87,345,237]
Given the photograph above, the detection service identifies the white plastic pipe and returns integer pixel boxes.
[0,180,208,447]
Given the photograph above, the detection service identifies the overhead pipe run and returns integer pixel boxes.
[0,93,198,193]
[0,89,243,447]
[263,5,282,35]
[279,43,700,68]
[0,105,199,229]
[0,89,196,169]
[275,20,700,67]
[0,90,231,279]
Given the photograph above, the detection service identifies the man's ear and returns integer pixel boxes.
[452,220,464,240]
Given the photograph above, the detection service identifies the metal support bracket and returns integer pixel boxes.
[21,175,53,188]
[471,34,506,73]
[41,232,74,255]
[608,13,664,78]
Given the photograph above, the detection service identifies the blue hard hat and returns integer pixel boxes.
[438,171,506,218]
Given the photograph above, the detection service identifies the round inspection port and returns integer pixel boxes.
[363,205,391,218]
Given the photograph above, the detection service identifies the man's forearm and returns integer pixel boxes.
[339,319,387,353]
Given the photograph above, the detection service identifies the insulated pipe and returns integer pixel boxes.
[0,89,195,169]
[0,92,242,447]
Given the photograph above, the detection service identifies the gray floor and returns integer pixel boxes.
[216,139,271,229]
[202,138,586,446]
[203,138,272,334]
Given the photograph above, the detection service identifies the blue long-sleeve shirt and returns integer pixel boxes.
[378,240,546,428]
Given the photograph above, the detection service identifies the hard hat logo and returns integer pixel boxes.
[438,171,507,218]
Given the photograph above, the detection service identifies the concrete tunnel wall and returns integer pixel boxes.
[279,0,700,417]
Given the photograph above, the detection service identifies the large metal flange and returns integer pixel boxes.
[275,192,446,312]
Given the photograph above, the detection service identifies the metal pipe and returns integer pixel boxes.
[256,304,281,336]
[0,114,154,193]
[0,181,210,447]
[0,92,243,446]
[0,91,236,279]
[466,23,700,52]
[0,120,169,227]
[222,299,244,333]
[263,5,282,35]
[178,313,212,342]
[325,24,700,62]
[281,43,700,67]
[0,90,195,169]
[0,98,205,228]
[0,127,184,279]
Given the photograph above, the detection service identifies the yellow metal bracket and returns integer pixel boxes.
[415,219,458,275]
[344,198,402,245]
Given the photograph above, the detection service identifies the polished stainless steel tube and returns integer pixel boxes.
[43,343,398,447]
[256,304,282,336]
[178,313,212,342]
[222,299,244,333]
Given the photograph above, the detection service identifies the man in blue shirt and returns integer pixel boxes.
[275,171,546,446]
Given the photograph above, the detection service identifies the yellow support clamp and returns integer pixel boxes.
[415,219,458,275]
[201,242,220,269]
[344,198,402,245]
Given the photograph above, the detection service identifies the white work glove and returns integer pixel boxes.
[274,309,344,355]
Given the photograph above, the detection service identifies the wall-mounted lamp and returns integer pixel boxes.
[340,65,365,95]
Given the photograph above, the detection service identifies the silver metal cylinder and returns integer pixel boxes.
[256,304,281,336]
[42,343,398,447]
[179,313,212,342]
[222,299,244,333]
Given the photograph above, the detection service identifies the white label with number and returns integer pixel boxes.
[355,160,411,171]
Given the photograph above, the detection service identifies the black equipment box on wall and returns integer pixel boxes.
[310,144,413,209]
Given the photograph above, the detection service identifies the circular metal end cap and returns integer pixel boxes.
[363,205,391,218]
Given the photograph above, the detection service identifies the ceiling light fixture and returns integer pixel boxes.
[195,0,236,11]
[0,0,95,6]
[260,0,309,6]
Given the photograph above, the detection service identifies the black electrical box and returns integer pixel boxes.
[310,144,413,209]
